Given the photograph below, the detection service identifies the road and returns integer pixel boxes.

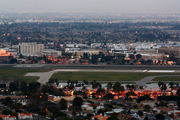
[25,69,180,85]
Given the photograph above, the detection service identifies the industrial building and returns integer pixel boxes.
[158,47,180,58]
[42,49,62,57]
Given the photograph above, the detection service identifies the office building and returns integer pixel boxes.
[19,43,44,56]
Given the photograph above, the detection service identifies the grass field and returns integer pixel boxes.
[153,76,180,82]
[0,69,49,83]
[51,72,180,82]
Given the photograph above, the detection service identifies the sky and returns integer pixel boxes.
[1,0,180,13]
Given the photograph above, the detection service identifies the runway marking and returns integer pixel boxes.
[148,70,175,73]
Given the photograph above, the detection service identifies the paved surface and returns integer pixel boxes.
[136,75,180,86]
[2,64,180,70]
[25,69,144,84]
[14,64,45,67]
[44,64,180,70]
[25,69,180,85]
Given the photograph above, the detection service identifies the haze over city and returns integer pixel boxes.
[1,0,180,120]
[1,0,180,13]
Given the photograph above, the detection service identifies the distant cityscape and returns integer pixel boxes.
[0,13,180,120]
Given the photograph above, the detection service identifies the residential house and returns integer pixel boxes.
[18,113,33,119]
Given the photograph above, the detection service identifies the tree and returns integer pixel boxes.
[169,82,174,89]
[113,82,125,98]
[139,86,143,90]
[48,78,54,84]
[72,111,76,118]
[169,53,175,62]
[38,110,46,117]
[29,82,40,93]
[177,83,179,88]
[59,98,67,110]
[73,97,83,107]
[4,97,12,105]
[2,109,12,115]
[67,79,71,86]
[47,105,60,114]
[105,93,114,101]
[143,105,151,111]
[55,78,59,86]
[138,110,143,117]
[158,81,164,90]
[37,56,43,61]
[136,54,142,59]
[0,84,6,89]
[9,82,18,91]
[83,53,90,60]
[91,54,99,64]
[9,58,17,64]
[54,111,67,118]
[155,114,165,120]
[29,93,48,112]
[75,80,78,86]
[137,95,152,102]
[96,88,105,98]
[177,101,180,110]
[139,58,145,64]
[146,59,153,65]
[20,81,27,92]
[144,117,149,120]
[54,89,66,96]
[177,88,180,95]
[121,59,126,64]
[19,54,24,58]
[129,54,135,59]
[107,113,119,120]
[43,55,47,60]
[28,55,31,60]
[97,109,104,115]
[160,84,167,95]
[107,82,112,92]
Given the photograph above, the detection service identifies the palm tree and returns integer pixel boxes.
[160,84,167,95]
[71,80,75,85]
[177,83,179,88]
[169,82,174,89]
[158,81,164,88]
[67,79,71,86]
[107,82,112,92]
[75,80,78,86]
[55,78,59,86]
[83,80,86,84]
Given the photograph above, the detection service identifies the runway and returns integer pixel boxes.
[25,69,180,85]
[43,64,180,70]
[1,64,180,70]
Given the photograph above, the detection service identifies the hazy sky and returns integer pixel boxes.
[1,0,180,13]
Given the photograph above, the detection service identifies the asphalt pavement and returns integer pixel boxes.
[25,69,180,86]
[1,64,180,70]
